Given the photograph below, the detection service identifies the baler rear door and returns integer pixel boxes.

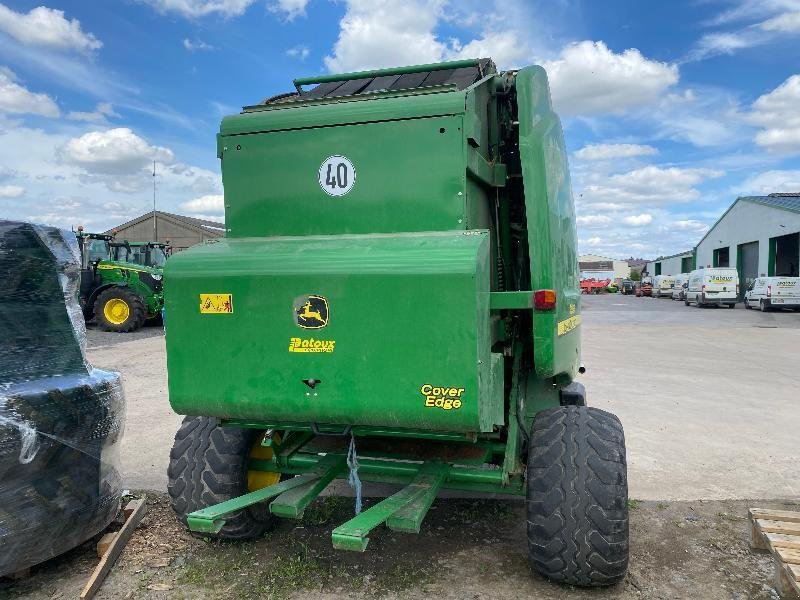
[164,230,503,433]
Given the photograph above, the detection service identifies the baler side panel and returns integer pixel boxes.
[515,66,581,380]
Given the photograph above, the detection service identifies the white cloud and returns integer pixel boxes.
[0,184,25,198]
[622,213,653,226]
[760,10,800,32]
[574,143,658,161]
[584,236,602,246]
[286,44,310,60]
[183,38,216,51]
[576,214,612,227]
[60,128,174,176]
[748,74,800,153]
[66,102,119,124]
[672,219,709,231]
[137,0,255,18]
[738,169,800,194]
[448,29,531,69]
[0,4,101,52]
[0,67,60,117]
[542,41,679,116]
[180,194,224,215]
[269,0,309,21]
[581,165,724,206]
[686,31,767,62]
[324,0,447,73]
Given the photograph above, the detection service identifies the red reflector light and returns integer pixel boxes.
[534,289,557,310]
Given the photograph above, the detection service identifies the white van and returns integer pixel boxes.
[653,275,675,298]
[744,277,800,311]
[671,273,689,301]
[685,268,738,308]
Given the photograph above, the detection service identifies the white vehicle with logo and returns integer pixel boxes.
[671,273,689,301]
[653,275,675,298]
[685,268,738,308]
[744,277,800,311]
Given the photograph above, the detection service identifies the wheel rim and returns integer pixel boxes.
[104,298,130,325]
[247,432,282,491]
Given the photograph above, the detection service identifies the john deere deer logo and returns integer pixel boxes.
[294,295,329,329]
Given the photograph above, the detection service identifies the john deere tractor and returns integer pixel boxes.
[164,58,629,587]
[75,229,166,332]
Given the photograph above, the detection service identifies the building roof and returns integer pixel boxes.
[106,210,226,236]
[696,193,800,248]
[648,250,693,263]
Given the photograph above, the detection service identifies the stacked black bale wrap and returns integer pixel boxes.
[0,221,125,576]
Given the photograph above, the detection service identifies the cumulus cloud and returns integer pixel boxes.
[60,128,174,176]
[748,74,800,153]
[0,184,25,198]
[183,38,216,51]
[581,165,724,206]
[66,102,119,124]
[738,169,800,194]
[269,0,309,21]
[180,193,224,215]
[137,0,254,18]
[574,143,658,161]
[0,67,60,117]
[0,4,101,52]
[576,214,613,227]
[542,41,679,116]
[622,213,653,226]
[286,44,310,60]
[448,29,531,69]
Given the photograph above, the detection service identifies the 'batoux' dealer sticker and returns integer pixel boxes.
[319,155,355,196]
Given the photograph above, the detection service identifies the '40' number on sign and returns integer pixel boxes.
[319,155,356,197]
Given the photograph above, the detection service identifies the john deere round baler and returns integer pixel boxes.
[164,58,629,586]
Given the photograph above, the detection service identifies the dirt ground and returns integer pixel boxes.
[2,493,794,599]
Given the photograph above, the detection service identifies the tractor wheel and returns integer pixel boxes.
[526,406,629,587]
[94,287,146,332]
[167,416,278,540]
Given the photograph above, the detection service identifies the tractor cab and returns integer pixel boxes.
[111,241,170,269]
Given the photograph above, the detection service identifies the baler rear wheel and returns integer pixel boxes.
[167,416,277,540]
[526,406,629,586]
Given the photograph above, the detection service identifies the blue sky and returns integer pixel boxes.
[0,0,798,259]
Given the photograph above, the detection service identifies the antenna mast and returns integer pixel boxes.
[152,160,157,240]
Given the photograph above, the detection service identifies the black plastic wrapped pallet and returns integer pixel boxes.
[0,221,125,577]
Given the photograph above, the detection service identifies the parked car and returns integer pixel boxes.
[685,268,738,308]
[671,273,689,301]
[744,277,800,311]
[653,275,675,298]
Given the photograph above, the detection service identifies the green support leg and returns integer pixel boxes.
[270,458,344,518]
[386,465,448,533]
[186,454,343,534]
[331,463,448,551]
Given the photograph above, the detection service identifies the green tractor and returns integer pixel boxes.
[75,228,166,332]
[164,58,629,587]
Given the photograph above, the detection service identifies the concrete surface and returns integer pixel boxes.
[86,295,800,500]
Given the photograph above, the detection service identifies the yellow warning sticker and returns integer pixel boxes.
[557,315,581,336]
[200,294,233,314]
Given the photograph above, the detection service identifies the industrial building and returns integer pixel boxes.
[644,251,693,277]
[695,193,800,294]
[578,254,631,280]
[105,210,225,252]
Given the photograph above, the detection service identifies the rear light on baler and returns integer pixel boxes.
[534,289,557,310]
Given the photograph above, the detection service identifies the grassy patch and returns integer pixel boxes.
[628,499,640,510]
[302,495,350,526]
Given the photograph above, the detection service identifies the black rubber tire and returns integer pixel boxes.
[93,287,146,332]
[760,300,768,312]
[167,416,275,540]
[526,406,629,587]
[728,303,735,309]
[745,301,752,309]
[684,297,690,306]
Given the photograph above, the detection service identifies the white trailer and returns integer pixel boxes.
[744,277,800,311]
[685,268,739,308]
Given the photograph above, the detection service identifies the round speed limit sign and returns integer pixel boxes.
[318,155,356,197]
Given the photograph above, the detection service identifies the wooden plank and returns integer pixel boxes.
[783,563,800,599]
[96,532,118,558]
[751,519,769,550]
[80,498,146,600]
[789,563,800,581]
[750,508,800,524]
[766,533,800,550]
[756,519,800,537]
[777,548,800,565]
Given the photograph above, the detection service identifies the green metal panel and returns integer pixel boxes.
[165,230,501,433]
[514,66,581,379]
[221,115,466,238]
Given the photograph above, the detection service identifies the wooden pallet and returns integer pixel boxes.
[750,508,800,599]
